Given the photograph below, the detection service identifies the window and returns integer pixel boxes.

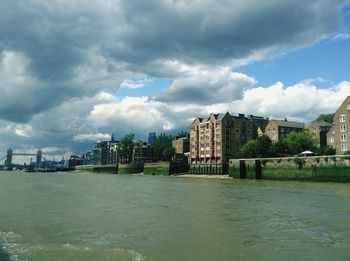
[332,130,335,134]
[340,114,346,122]
[341,144,348,152]
[330,137,334,143]
[340,134,347,141]
[347,104,350,110]
[340,125,346,132]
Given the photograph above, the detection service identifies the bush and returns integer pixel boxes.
[293,158,306,169]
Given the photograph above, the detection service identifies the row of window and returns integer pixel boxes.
[330,134,348,142]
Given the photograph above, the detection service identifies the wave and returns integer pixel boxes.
[0,231,145,261]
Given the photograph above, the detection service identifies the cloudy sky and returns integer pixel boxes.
[1,0,350,162]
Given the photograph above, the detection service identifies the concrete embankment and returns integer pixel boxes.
[143,162,170,175]
[75,164,118,174]
[229,155,350,182]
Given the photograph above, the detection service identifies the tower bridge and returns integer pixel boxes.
[0,147,45,170]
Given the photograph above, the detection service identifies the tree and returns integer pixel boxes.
[240,135,272,158]
[285,131,317,155]
[154,134,175,161]
[316,113,334,124]
[117,133,134,163]
[315,145,336,156]
[270,138,289,157]
[240,140,260,158]
[176,131,188,139]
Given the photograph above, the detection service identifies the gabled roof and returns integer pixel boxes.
[334,96,350,117]
[305,120,333,128]
[269,119,305,129]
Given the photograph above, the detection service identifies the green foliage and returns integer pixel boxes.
[316,145,336,156]
[286,131,317,155]
[154,134,175,161]
[176,131,188,138]
[293,157,306,169]
[270,138,289,156]
[316,113,334,124]
[117,133,134,163]
[240,135,272,158]
[240,140,260,158]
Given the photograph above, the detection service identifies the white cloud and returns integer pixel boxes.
[332,33,350,41]
[73,133,111,142]
[120,77,154,89]
[157,64,255,104]
[214,81,350,121]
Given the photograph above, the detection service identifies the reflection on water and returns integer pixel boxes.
[0,171,350,261]
[0,245,11,261]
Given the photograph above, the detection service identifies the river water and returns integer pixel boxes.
[0,171,349,261]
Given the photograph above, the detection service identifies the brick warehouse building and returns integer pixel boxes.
[189,112,268,174]
[327,96,350,154]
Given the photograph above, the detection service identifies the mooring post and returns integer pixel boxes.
[255,160,262,179]
[239,160,247,179]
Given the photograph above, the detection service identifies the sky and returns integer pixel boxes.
[1,0,350,163]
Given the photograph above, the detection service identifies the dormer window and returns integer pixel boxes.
[347,104,350,110]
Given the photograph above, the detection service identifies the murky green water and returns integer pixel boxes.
[0,171,349,261]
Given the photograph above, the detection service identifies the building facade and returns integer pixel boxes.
[172,137,190,154]
[265,119,305,142]
[190,112,268,173]
[305,121,333,147]
[132,140,157,163]
[327,96,350,154]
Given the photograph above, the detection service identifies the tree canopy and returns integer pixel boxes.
[285,131,317,155]
[176,131,188,139]
[240,135,272,158]
[241,131,319,158]
[117,133,134,163]
[154,134,175,161]
[316,113,334,124]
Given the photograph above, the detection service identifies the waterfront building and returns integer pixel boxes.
[327,96,350,154]
[148,132,157,146]
[172,137,190,154]
[190,112,268,173]
[85,135,121,165]
[265,119,304,142]
[132,140,157,163]
[305,121,333,147]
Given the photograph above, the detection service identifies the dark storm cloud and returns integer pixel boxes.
[0,0,349,155]
[0,0,348,122]
[108,0,348,67]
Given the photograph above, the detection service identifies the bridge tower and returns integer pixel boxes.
[6,147,13,170]
[36,149,42,168]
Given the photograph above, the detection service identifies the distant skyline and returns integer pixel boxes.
[1,0,350,163]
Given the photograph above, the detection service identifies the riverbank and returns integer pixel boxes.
[172,173,230,179]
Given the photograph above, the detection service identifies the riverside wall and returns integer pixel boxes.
[229,155,350,182]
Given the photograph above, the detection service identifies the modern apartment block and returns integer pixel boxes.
[327,96,350,154]
[305,121,333,147]
[189,112,268,173]
[265,119,305,142]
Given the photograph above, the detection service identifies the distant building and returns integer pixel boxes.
[148,132,157,146]
[84,134,120,165]
[172,137,189,154]
[190,112,268,172]
[265,119,304,142]
[68,155,87,168]
[327,96,350,154]
[132,140,157,163]
[305,121,333,147]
